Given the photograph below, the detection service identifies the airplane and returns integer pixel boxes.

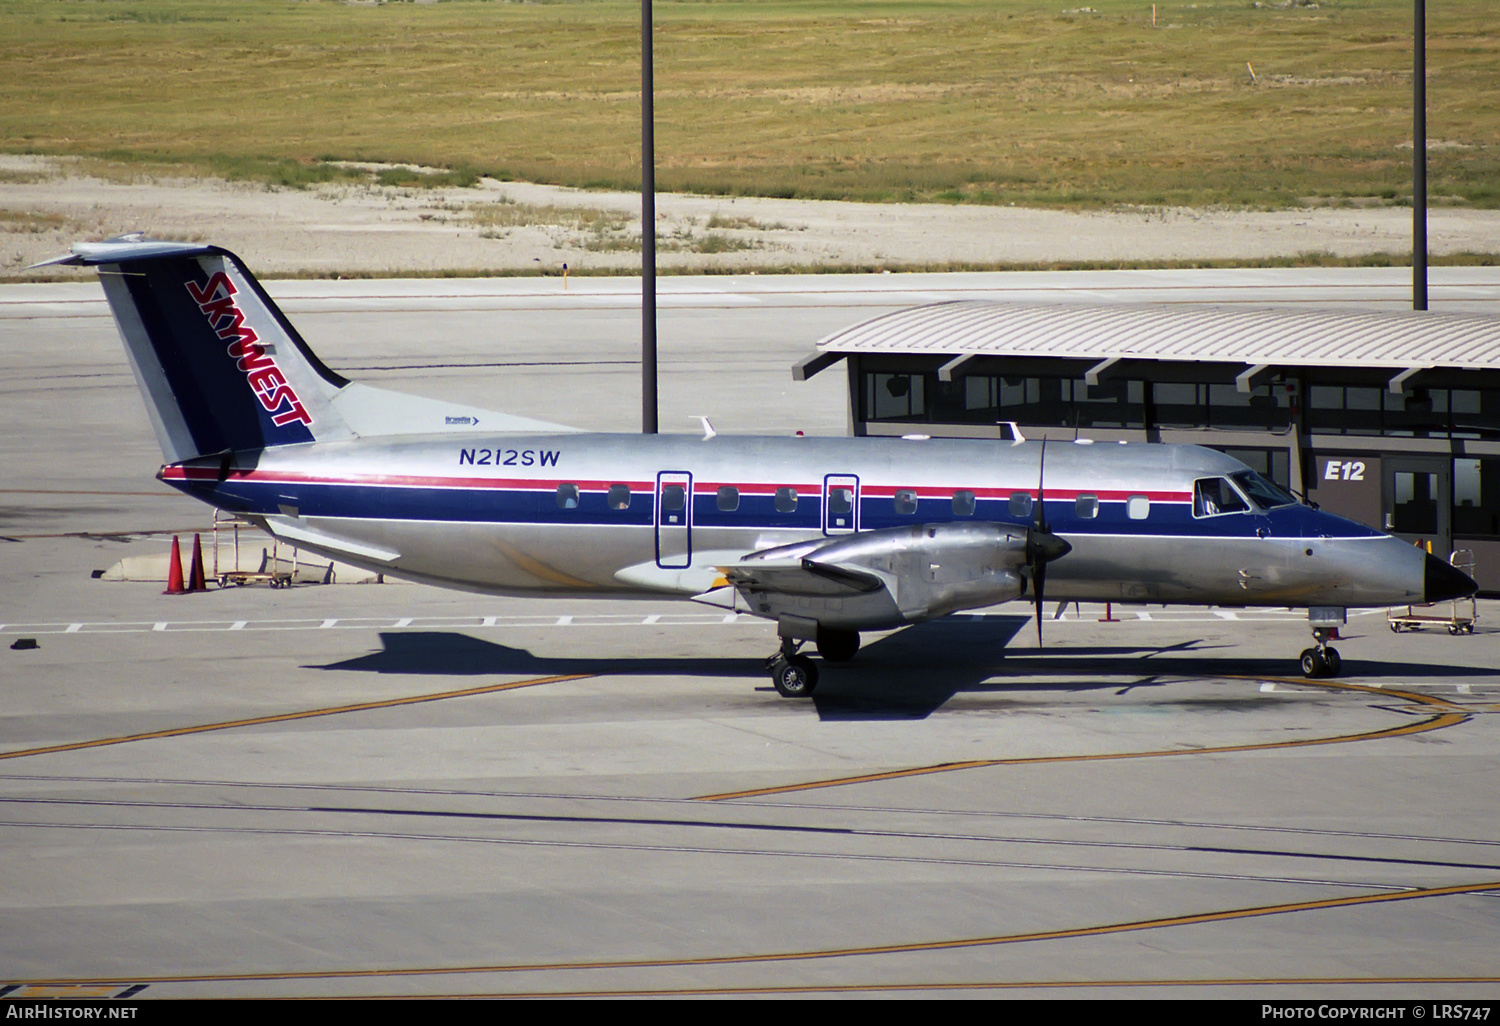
[40,237,1478,695]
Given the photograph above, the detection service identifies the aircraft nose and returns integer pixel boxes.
[1424,553,1477,603]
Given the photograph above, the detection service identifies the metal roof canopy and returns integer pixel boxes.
[795,300,1500,394]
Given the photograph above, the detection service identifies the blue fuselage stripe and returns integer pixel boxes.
[170,479,1381,540]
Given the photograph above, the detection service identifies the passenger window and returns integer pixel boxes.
[894,489,918,515]
[556,483,579,509]
[717,485,739,512]
[1075,494,1098,519]
[1126,495,1150,520]
[775,487,798,513]
[662,484,685,512]
[1193,477,1250,517]
[952,490,976,517]
[1009,492,1033,518]
[828,487,853,517]
[608,484,631,510]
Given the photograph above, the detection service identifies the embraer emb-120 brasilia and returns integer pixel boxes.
[46,238,1477,695]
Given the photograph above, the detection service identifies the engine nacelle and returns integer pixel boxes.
[735,522,1032,629]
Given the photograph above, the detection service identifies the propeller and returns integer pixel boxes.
[1026,437,1072,647]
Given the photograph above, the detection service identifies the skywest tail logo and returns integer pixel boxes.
[186,271,313,428]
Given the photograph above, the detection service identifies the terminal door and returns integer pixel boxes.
[1383,455,1450,558]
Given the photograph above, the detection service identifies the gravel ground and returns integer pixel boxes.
[5,155,1498,278]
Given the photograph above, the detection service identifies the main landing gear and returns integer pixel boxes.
[768,638,818,698]
[1299,626,1343,679]
[815,627,860,663]
[765,629,861,698]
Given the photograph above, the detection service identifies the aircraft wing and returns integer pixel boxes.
[702,522,1050,629]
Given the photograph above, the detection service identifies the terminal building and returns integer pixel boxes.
[795,301,1500,593]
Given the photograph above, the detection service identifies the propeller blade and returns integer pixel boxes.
[1033,560,1046,646]
[1024,438,1073,646]
[1035,437,1048,534]
[1033,438,1047,646]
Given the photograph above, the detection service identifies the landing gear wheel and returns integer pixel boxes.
[770,655,818,698]
[815,628,860,663]
[1322,647,1341,677]
[1300,648,1328,678]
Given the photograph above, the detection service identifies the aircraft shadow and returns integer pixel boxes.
[308,631,762,681]
[309,616,1497,722]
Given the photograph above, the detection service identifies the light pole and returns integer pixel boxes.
[1413,0,1427,311]
[642,0,659,432]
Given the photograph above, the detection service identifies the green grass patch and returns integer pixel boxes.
[676,231,759,254]
[0,208,71,233]
[705,213,788,231]
[1,0,1495,207]
[0,168,48,185]
[469,201,633,233]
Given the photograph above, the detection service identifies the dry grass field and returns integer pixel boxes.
[2,0,1495,210]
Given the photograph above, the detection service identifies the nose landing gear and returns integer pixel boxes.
[1300,627,1342,678]
[1300,608,1346,678]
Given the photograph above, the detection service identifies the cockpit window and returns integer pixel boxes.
[1194,477,1250,517]
[1230,470,1297,509]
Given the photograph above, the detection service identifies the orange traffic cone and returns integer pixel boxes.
[188,533,207,592]
[164,536,185,595]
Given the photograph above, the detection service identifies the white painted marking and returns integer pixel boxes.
[0,606,1396,637]
[1457,683,1472,695]
[1260,682,1278,693]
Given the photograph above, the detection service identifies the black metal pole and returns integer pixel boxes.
[641,0,659,433]
[1414,0,1427,311]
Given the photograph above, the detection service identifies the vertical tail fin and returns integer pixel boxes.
[50,238,353,462]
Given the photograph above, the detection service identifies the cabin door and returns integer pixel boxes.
[823,474,860,535]
[655,471,693,569]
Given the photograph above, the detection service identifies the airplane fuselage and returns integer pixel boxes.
[162,432,1428,613]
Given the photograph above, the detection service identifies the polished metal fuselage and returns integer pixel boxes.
[165,432,1428,616]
